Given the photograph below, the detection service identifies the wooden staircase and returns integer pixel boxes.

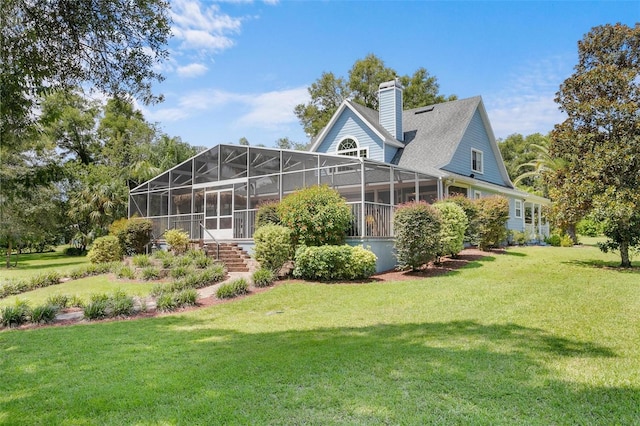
[205,242,252,272]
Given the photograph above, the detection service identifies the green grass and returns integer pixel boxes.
[0,248,90,280]
[1,245,639,424]
[0,275,155,307]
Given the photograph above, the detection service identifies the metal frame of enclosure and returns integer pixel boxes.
[129,144,442,241]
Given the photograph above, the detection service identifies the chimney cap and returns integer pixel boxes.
[378,78,403,90]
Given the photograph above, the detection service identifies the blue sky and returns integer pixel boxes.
[140,0,639,149]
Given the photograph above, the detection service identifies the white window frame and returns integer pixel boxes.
[515,199,523,218]
[471,148,484,174]
[337,137,368,159]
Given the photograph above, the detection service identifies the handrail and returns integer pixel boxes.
[199,221,220,260]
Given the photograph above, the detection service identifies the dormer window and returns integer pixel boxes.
[337,138,367,158]
[471,149,484,174]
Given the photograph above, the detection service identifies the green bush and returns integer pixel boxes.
[123,218,153,254]
[253,224,292,272]
[576,218,604,237]
[474,196,510,251]
[433,201,468,259]
[510,230,528,246]
[29,271,61,289]
[63,247,86,256]
[90,293,110,304]
[69,295,84,308]
[447,195,479,243]
[83,300,107,320]
[256,201,281,228]
[278,185,352,247]
[216,278,249,299]
[140,266,161,281]
[193,255,213,269]
[108,291,134,317]
[87,235,122,264]
[560,234,574,247]
[156,293,177,311]
[174,255,194,267]
[545,234,562,247]
[252,268,276,288]
[30,304,59,324]
[174,289,198,307]
[46,294,69,309]
[132,254,152,268]
[115,264,136,279]
[1,300,31,327]
[0,279,28,298]
[293,245,377,281]
[393,201,442,271]
[164,229,190,254]
[170,265,192,279]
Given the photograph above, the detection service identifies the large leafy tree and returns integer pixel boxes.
[498,133,548,189]
[294,54,456,137]
[550,23,640,267]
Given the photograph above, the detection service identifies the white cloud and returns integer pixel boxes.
[170,0,242,53]
[235,87,309,129]
[176,63,208,77]
[485,56,571,139]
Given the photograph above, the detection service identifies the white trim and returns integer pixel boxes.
[471,148,484,174]
[192,177,246,189]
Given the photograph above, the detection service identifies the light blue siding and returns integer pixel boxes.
[443,110,507,186]
[379,87,403,141]
[384,143,399,163]
[507,197,525,232]
[316,108,385,162]
[346,238,396,273]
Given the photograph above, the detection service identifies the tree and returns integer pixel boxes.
[1,0,170,149]
[498,133,549,190]
[294,54,456,137]
[275,137,309,151]
[239,137,250,146]
[550,23,640,267]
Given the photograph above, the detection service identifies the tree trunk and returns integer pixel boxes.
[5,239,11,269]
[620,240,631,268]
[567,223,578,244]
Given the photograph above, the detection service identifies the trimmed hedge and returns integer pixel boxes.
[393,201,442,271]
[87,236,122,264]
[434,201,468,259]
[253,224,292,273]
[293,245,377,281]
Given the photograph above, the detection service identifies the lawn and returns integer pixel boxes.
[0,248,90,280]
[1,244,639,424]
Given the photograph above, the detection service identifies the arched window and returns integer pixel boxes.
[337,138,367,158]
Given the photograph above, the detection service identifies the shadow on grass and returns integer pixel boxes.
[2,318,635,425]
[3,260,88,272]
[564,259,640,273]
[503,250,527,257]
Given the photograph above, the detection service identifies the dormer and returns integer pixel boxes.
[378,79,403,142]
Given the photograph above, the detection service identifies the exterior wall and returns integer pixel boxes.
[384,143,399,164]
[346,238,396,273]
[379,86,403,141]
[444,110,507,187]
[507,197,525,232]
[315,108,385,162]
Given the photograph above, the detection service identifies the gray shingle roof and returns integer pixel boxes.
[394,96,481,172]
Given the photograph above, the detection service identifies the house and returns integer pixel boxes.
[129,79,549,272]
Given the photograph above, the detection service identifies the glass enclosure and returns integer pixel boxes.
[129,144,441,240]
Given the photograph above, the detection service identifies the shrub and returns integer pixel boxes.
[474,196,510,251]
[193,255,213,269]
[1,300,31,327]
[90,293,109,304]
[278,185,352,247]
[576,218,604,237]
[46,294,69,309]
[83,300,107,320]
[256,201,281,228]
[252,268,276,288]
[253,225,292,273]
[164,229,190,254]
[545,234,561,246]
[510,230,528,246]
[123,218,153,255]
[69,295,84,308]
[30,304,59,324]
[132,254,152,268]
[174,289,198,307]
[174,255,194,267]
[170,265,192,279]
[153,250,174,268]
[29,271,61,289]
[560,234,574,247]
[140,266,161,281]
[115,264,136,279]
[393,201,442,271]
[87,236,122,264]
[108,291,134,317]
[348,246,377,280]
[433,201,468,259]
[216,278,249,299]
[447,195,479,243]
[293,245,377,281]
[156,293,177,311]
[63,247,86,256]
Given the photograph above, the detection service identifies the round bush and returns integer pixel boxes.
[393,201,442,271]
[256,201,281,228]
[253,224,292,273]
[87,236,123,264]
[293,245,377,281]
[164,229,190,254]
[278,185,352,247]
[474,196,510,251]
[30,304,59,324]
[433,201,468,258]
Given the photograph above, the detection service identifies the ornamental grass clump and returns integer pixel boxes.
[30,304,59,324]
[132,254,152,268]
[216,278,249,299]
[1,300,31,327]
[252,268,276,288]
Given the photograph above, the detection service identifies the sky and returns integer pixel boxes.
[140,0,639,149]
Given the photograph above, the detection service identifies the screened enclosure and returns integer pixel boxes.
[129,144,442,241]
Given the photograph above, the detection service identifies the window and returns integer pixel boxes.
[471,149,484,174]
[474,190,482,200]
[515,200,523,218]
[337,138,367,158]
